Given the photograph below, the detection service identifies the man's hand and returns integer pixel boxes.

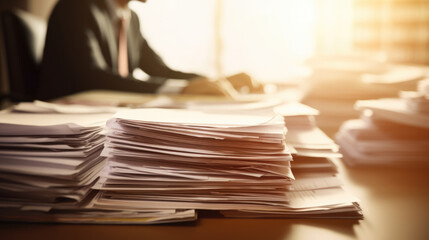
[181,77,238,97]
[226,73,265,94]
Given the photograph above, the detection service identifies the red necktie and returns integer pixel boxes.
[118,17,129,77]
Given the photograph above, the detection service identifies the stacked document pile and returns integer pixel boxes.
[275,103,340,175]
[401,78,429,114]
[275,103,341,159]
[282,104,361,218]
[93,108,295,212]
[336,78,429,166]
[0,109,195,224]
[0,111,106,217]
[302,56,427,134]
[178,101,361,218]
[223,103,361,218]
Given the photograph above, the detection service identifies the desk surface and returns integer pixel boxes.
[2,91,429,240]
[2,160,429,240]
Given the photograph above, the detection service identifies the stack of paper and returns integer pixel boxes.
[400,78,429,114]
[0,111,109,210]
[0,99,363,222]
[0,110,196,224]
[302,56,427,134]
[275,103,341,158]
[275,103,340,181]
[93,108,294,212]
[336,78,429,166]
[182,102,361,218]
[222,103,361,218]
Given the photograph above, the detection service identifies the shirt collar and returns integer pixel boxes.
[105,0,131,21]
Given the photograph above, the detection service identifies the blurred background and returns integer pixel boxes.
[1,0,428,81]
[1,0,429,134]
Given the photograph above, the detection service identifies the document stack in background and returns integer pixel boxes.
[93,108,295,213]
[0,109,195,224]
[336,78,429,166]
[301,56,427,135]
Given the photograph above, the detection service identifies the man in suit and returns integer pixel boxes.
[38,0,262,100]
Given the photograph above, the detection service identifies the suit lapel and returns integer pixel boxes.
[104,12,118,71]
[127,14,138,70]
[92,0,118,71]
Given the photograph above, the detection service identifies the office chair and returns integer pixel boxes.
[0,9,46,102]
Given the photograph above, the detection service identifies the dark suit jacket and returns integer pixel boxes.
[38,0,200,100]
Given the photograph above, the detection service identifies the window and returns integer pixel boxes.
[131,0,428,83]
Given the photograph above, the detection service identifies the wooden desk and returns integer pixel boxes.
[2,159,429,240]
[2,91,429,240]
